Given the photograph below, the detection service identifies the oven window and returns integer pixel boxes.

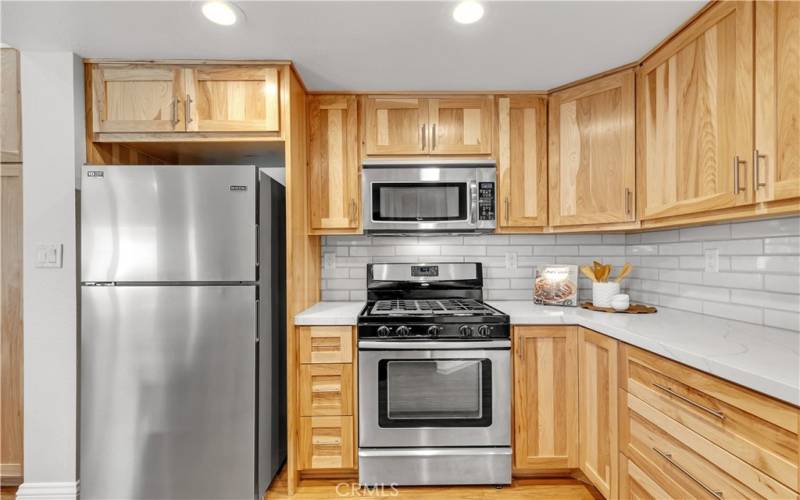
[378,358,492,428]
[372,183,467,221]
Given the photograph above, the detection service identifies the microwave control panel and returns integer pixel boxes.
[478,182,495,221]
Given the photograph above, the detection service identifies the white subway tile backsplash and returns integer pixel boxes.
[321,216,800,331]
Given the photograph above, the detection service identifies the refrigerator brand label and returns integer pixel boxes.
[229,185,248,191]
[87,170,104,178]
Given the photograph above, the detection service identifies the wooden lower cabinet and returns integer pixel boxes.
[299,364,353,417]
[513,326,579,470]
[298,416,355,470]
[578,328,618,499]
[299,325,353,364]
[619,453,682,500]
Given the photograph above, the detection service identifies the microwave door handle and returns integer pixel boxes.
[470,180,478,224]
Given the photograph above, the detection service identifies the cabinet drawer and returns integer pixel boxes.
[298,416,355,470]
[621,344,800,492]
[299,326,353,364]
[299,364,353,416]
[620,452,690,500]
[621,390,797,499]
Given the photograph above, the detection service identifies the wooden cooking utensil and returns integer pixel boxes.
[615,263,632,283]
[580,266,598,282]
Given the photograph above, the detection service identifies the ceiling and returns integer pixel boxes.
[0,1,705,91]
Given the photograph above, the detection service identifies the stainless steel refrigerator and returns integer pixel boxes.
[80,165,286,500]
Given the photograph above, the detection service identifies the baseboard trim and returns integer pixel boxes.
[15,481,79,500]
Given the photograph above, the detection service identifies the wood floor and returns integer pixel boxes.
[1,486,16,500]
[265,466,599,499]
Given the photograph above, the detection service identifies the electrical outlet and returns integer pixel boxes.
[704,248,719,273]
[505,252,518,271]
[323,253,336,270]
[35,244,63,268]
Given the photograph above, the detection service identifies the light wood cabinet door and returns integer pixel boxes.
[755,0,800,203]
[513,326,578,470]
[1,48,21,163]
[185,66,279,132]
[619,453,680,500]
[640,1,754,220]
[298,416,355,470]
[365,97,428,155]
[299,326,353,364]
[549,70,636,227]
[92,64,185,133]
[308,96,360,232]
[578,328,618,499]
[496,96,548,229]
[428,96,493,155]
[299,364,353,417]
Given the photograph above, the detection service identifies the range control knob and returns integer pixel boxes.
[477,325,491,337]
[459,325,474,338]
[376,326,391,337]
[427,325,443,338]
[396,325,411,337]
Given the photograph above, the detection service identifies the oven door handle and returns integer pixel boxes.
[358,340,511,350]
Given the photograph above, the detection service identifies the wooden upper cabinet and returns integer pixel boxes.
[755,0,800,203]
[549,70,636,227]
[578,328,618,499]
[1,48,21,163]
[496,96,548,229]
[308,96,361,232]
[92,64,185,133]
[428,96,493,155]
[365,97,428,155]
[640,1,754,220]
[185,66,279,132]
[513,326,578,470]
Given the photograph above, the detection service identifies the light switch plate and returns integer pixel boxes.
[36,244,63,268]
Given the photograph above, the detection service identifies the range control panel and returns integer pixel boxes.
[478,182,495,221]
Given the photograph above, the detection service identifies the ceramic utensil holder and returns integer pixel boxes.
[592,282,620,308]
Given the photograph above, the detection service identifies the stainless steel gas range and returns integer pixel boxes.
[357,262,511,487]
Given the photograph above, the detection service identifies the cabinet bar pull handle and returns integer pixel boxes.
[653,383,725,420]
[653,447,723,499]
[432,123,437,150]
[185,94,193,124]
[421,124,426,151]
[171,96,180,125]
[504,197,510,224]
[625,188,632,216]
[733,156,746,193]
[753,149,767,190]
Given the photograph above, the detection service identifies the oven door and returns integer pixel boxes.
[362,165,495,233]
[358,340,510,448]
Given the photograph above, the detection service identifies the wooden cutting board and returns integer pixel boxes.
[581,302,657,314]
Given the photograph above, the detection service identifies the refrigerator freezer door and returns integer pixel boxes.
[81,165,256,283]
[81,285,256,500]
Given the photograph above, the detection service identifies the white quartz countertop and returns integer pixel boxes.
[295,301,800,406]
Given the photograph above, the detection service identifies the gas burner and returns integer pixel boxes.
[370,298,500,316]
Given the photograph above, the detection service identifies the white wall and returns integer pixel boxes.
[18,52,84,496]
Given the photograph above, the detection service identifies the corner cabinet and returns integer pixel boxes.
[308,95,361,234]
[90,63,281,138]
[578,328,618,499]
[495,95,548,230]
[513,326,578,470]
[364,96,492,156]
[754,0,800,204]
[548,70,636,229]
[639,1,754,221]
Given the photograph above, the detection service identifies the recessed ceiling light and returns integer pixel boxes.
[452,1,484,24]
[202,1,241,26]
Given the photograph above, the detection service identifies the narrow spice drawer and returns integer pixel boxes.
[619,452,690,500]
[299,326,353,364]
[620,344,800,493]
[620,390,798,499]
[298,416,355,470]
[299,363,354,416]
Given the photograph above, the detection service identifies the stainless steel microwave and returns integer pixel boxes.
[362,160,497,234]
